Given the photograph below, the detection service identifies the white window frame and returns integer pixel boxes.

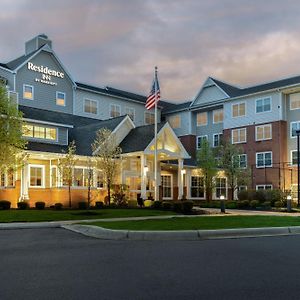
[50,166,58,188]
[231,128,247,144]
[125,107,135,121]
[190,175,205,199]
[196,112,208,127]
[255,124,272,141]
[110,104,121,118]
[291,150,298,166]
[213,109,223,124]
[237,154,247,169]
[256,151,272,168]
[256,184,273,190]
[290,93,300,111]
[255,97,272,114]
[23,84,34,100]
[84,98,98,115]
[144,111,155,125]
[290,121,300,138]
[231,102,246,118]
[213,133,222,148]
[28,164,45,188]
[56,91,66,106]
[214,177,227,199]
[161,174,173,200]
[0,169,15,188]
[196,135,208,150]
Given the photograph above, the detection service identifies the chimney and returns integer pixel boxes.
[25,34,52,55]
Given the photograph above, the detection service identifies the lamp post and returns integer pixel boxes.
[287,195,292,213]
[220,195,225,213]
[297,130,300,207]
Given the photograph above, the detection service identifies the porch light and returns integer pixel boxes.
[144,166,149,174]
[181,169,186,175]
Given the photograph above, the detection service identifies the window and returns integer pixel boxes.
[130,159,139,171]
[96,171,104,188]
[213,109,223,124]
[232,102,245,117]
[145,112,155,125]
[23,84,33,100]
[197,112,207,126]
[190,176,204,198]
[291,151,298,165]
[56,92,65,106]
[29,165,44,187]
[290,93,300,110]
[73,168,84,187]
[237,154,247,168]
[238,185,247,192]
[0,169,14,187]
[256,124,272,141]
[215,178,226,198]
[213,133,223,147]
[84,168,93,187]
[256,185,272,190]
[84,99,98,114]
[161,175,172,199]
[290,121,300,138]
[256,152,272,168]
[22,124,57,141]
[110,104,121,118]
[125,107,135,121]
[51,166,57,187]
[256,97,271,113]
[232,128,246,144]
[169,115,181,129]
[197,135,208,149]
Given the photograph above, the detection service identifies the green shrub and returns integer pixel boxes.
[152,201,162,210]
[237,190,248,201]
[261,201,271,209]
[237,200,249,209]
[35,201,45,210]
[255,190,266,203]
[54,203,63,210]
[0,200,11,210]
[17,201,29,210]
[162,202,172,210]
[95,201,104,209]
[78,202,87,209]
[274,201,283,208]
[173,201,183,213]
[182,201,194,214]
[250,200,259,209]
[226,201,237,209]
[266,190,284,206]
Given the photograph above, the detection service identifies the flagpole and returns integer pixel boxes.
[154,66,158,201]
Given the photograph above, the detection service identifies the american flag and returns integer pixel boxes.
[145,69,160,110]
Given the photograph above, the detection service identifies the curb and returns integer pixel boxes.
[61,224,300,241]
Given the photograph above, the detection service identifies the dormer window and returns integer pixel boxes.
[110,104,121,118]
[56,92,66,106]
[22,124,57,141]
[23,84,33,100]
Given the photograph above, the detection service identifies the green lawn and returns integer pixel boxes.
[88,215,300,231]
[0,209,176,223]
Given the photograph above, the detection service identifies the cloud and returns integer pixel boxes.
[1,0,300,103]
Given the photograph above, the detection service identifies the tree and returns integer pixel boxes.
[0,84,27,173]
[58,141,77,207]
[86,157,95,209]
[197,139,218,202]
[92,128,122,205]
[219,139,250,200]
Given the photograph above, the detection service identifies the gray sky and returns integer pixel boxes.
[1,0,300,103]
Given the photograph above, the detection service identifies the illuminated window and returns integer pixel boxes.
[197,112,207,126]
[56,92,66,106]
[213,109,223,124]
[73,168,84,187]
[161,175,172,199]
[232,128,246,144]
[22,124,57,141]
[23,85,33,100]
[29,165,44,187]
[145,112,155,125]
[84,99,98,114]
[125,107,135,121]
[84,168,93,187]
[0,169,14,187]
[290,93,300,110]
[215,178,226,198]
[256,97,271,113]
[190,176,204,198]
[256,124,272,141]
[96,171,104,188]
[169,115,181,129]
[232,102,245,117]
[110,104,121,118]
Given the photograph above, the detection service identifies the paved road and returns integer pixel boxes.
[1,229,300,300]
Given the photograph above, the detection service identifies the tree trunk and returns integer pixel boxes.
[107,180,111,205]
[68,184,72,208]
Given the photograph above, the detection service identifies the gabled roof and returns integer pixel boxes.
[162,101,192,114]
[4,48,41,70]
[210,78,241,97]
[120,122,166,153]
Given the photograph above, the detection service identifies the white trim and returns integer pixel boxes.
[83,98,98,115]
[256,151,272,168]
[237,154,247,169]
[213,132,223,148]
[256,184,273,190]
[190,175,205,199]
[0,65,13,73]
[231,101,246,118]
[50,166,58,187]
[109,103,121,118]
[231,128,247,144]
[23,84,34,100]
[196,111,208,127]
[289,92,300,111]
[22,118,73,128]
[161,173,173,200]
[255,124,272,141]
[214,177,227,199]
[255,96,272,114]
[56,91,66,107]
[290,121,300,138]
[28,164,45,188]
[212,108,223,124]
[290,150,298,166]
[196,135,208,150]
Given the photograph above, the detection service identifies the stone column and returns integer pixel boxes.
[178,158,184,200]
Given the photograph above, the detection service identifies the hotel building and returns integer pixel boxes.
[0,34,299,207]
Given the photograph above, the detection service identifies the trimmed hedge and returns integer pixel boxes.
[162,202,172,210]
[17,201,29,210]
[54,203,63,210]
[95,201,104,209]
[78,202,88,209]
[152,201,162,210]
[35,201,45,210]
[0,200,11,210]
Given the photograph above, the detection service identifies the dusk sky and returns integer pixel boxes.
[1,0,300,103]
